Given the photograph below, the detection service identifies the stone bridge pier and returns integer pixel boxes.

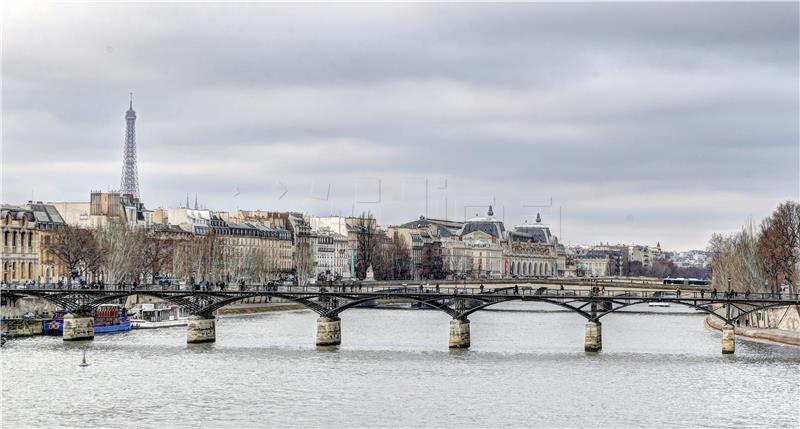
[449,318,470,349]
[584,321,602,352]
[187,315,216,344]
[316,316,341,347]
[63,313,94,341]
[721,324,735,354]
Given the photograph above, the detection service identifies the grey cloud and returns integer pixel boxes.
[2,2,797,250]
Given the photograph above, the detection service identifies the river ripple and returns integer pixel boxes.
[2,302,798,428]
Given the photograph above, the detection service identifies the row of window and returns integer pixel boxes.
[2,261,36,280]
[2,230,35,248]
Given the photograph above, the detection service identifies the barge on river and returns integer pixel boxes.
[43,304,131,335]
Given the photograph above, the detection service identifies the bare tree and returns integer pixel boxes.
[95,223,146,285]
[708,218,771,293]
[354,212,379,280]
[371,232,411,280]
[736,218,767,292]
[140,234,175,283]
[243,245,276,284]
[200,231,228,283]
[627,261,645,277]
[758,201,800,293]
[421,241,446,280]
[43,225,104,279]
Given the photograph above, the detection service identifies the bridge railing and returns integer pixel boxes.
[2,283,797,302]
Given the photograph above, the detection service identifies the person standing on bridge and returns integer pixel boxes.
[676,287,681,297]
[745,288,751,299]
[700,289,705,298]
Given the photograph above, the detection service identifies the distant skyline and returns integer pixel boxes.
[2,2,798,250]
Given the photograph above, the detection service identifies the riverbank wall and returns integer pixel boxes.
[705,305,800,348]
[1,318,44,337]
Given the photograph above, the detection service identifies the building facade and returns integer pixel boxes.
[1,207,39,284]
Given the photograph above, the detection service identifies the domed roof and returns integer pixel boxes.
[512,213,556,244]
[460,205,505,239]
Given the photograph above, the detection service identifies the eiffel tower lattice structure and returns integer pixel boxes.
[120,93,140,198]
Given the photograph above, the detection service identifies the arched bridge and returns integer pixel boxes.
[3,284,797,354]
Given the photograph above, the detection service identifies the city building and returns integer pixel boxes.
[589,243,629,276]
[1,207,39,284]
[24,202,67,283]
[506,213,559,277]
[574,250,613,277]
[628,243,664,270]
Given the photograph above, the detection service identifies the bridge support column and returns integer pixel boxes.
[187,315,216,344]
[721,324,735,354]
[316,316,341,347]
[584,321,602,352]
[62,313,94,341]
[449,318,470,349]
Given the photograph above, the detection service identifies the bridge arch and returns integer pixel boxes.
[3,290,90,313]
[192,291,463,319]
[725,301,798,321]
[457,297,517,319]
[596,299,728,323]
[197,292,328,316]
[81,291,203,314]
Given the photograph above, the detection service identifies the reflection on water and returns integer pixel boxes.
[2,302,798,428]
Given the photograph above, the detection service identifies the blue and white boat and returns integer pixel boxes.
[43,304,131,335]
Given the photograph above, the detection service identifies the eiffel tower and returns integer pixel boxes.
[120,93,140,198]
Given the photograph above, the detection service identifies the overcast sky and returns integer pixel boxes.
[2,2,798,250]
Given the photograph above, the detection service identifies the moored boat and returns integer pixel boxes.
[130,303,189,329]
[43,304,131,335]
[648,302,671,307]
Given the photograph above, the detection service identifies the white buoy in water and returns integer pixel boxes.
[79,350,89,367]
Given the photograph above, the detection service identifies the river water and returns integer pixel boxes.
[2,302,798,428]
